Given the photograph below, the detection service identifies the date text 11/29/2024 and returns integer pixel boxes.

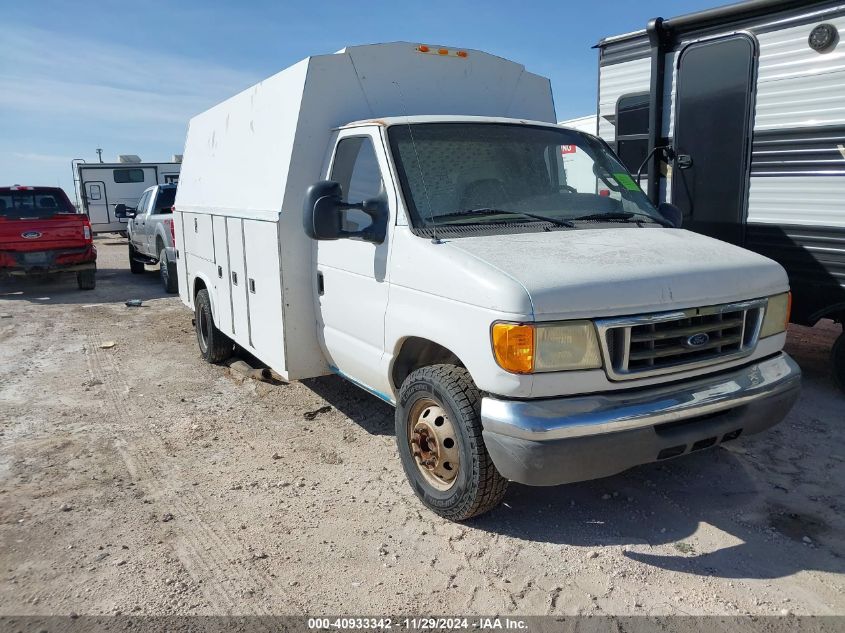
[307,617,528,630]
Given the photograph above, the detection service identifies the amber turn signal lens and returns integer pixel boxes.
[417,45,430,53]
[492,323,534,374]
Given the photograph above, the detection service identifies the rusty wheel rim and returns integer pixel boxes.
[408,398,460,491]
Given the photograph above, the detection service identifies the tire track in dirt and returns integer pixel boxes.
[82,327,305,614]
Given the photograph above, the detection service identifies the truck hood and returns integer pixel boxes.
[445,227,789,319]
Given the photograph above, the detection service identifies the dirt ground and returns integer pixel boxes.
[1,235,843,617]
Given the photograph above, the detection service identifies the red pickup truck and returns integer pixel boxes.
[0,185,97,289]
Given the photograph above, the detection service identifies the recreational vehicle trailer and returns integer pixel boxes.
[175,42,800,520]
[594,0,845,389]
[73,156,181,234]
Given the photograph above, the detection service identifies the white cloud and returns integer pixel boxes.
[0,26,259,126]
[12,152,70,163]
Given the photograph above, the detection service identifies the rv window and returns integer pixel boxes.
[615,93,650,176]
[113,169,145,184]
[331,136,385,232]
[89,184,102,200]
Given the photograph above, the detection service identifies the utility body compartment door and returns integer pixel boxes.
[243,219,286,371]
[181,212,215,263]
[212,215,233,336]
[225,217,250,346]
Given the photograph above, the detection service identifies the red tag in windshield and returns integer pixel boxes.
[560,145,577,155]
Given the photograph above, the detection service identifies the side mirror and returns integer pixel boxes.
[114,204,136,219]
[658,202,683,228]
[302,180,387,244]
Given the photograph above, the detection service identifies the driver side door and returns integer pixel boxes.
[130,190,150,254]
[316,128,396,397]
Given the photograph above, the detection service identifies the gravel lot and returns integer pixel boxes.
[1,236,843,616]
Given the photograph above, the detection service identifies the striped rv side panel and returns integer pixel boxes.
[744,223,845,324]
[751,126,845,176]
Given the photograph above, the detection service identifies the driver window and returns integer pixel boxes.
[331,137,385,231]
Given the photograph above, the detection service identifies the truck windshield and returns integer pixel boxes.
[387,122,662,229]
[0,190,76,218]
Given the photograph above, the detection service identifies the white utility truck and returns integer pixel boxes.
[175,42,801,521]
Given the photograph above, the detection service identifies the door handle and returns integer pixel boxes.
[676,154,693,170]
[317,271,324,295]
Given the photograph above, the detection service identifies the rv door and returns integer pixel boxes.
[84,180,109,226]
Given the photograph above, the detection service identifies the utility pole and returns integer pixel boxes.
[96,148,103,163]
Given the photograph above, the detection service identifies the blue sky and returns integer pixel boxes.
[1,0,718,193]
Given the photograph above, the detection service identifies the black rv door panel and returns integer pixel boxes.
[672,35,756,245]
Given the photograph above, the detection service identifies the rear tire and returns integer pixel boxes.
[395,364,508,521]
[195,288,232,363]
[76,269,96,290]
[833,331,845,394]
[128,244,145,274]
[160,248,178,294]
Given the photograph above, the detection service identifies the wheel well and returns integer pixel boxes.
[391,337,464,391]
[193,277,207,301]
[155,235,164,254]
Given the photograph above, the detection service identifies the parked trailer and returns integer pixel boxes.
[175,42,800,520]
[73,156,181,233]
[594,0,845,389]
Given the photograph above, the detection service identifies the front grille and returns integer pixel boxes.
[596,299,767,380]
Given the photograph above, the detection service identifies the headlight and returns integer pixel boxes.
[491,321,603,374]
[760,292,791,338]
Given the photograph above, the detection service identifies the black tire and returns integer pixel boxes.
[128,244,145,274]
[76,269,96,290]
[833,330,845,394]
[159,248,178,294]
[395,364,508,521]
[195,288,232,363]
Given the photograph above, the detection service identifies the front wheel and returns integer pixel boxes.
[195,288,232,363]
[833,330,845,393]
[128,244,145,274]
[395,364,508,521]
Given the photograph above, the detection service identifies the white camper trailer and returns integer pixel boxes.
[73,155,181,233]
[175,42,800,520]
[594,0,845,387]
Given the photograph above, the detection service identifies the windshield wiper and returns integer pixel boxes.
[436,208,574,228]
[569,211,668,226]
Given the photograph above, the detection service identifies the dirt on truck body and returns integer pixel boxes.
[0,236,843,616]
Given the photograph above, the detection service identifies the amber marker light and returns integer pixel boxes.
[492,323,535,374]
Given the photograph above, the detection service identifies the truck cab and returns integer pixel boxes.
[174,43,801,521]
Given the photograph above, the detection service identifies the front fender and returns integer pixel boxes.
[384,285,535,399]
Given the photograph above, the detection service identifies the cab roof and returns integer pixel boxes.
[337,115,576,132]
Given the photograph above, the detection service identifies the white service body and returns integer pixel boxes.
[174,42,800,492]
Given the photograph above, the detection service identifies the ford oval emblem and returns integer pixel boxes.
[21,231,42,239]
[686,332,710,348]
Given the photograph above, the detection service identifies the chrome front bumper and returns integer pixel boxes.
[480,353,801,486]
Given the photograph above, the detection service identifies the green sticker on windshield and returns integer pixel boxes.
[613,172,641,191]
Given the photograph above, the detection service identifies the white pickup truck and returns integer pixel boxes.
[174,43,801,521]
[116,183,179,293]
